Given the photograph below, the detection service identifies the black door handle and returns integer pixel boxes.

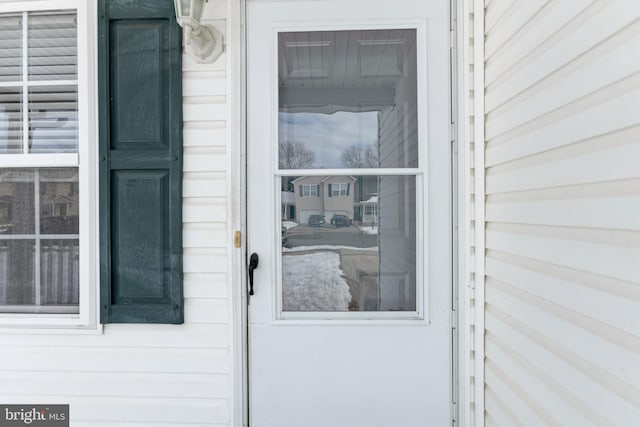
[248,253,259,296]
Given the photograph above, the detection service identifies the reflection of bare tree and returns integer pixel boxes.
[341,143,378,168]
[279,140,315,169]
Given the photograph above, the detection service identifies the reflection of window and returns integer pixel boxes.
[330,183,349,196]
[0,6,87,320]
[301,185,318,197]
[365,205,377,216]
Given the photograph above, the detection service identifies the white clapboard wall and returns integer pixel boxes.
[0,2,235,426]
[482,0,640,425]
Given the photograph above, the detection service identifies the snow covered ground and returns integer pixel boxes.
[282,251,351,311]
[282,221,298,230]
[358,225,378,235]
[283,245,377,253]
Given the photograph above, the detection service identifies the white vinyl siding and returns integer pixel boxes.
[482,0,640,425]
[0,2,234,426]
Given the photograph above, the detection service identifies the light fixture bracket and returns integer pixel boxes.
[174,0,224,63]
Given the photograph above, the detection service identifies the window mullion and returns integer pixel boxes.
[34,169,41,306]
[21,11,28,155]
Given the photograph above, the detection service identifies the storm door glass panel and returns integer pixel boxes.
[278,29,421,314]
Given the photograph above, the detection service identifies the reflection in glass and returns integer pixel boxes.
[41,239,79,307]
[280,175,416,312]
[0,240,35,305]
[39,168,79,234]
[278,29,418,169]
[29,85,78,153]
[0,169,35,234]
[0,14,22,83]
[28,11,78,81]
[0,87,23,154]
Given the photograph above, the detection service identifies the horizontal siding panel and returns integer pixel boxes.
[184,273,228,299]
[484,0,516,34]
[486,194,640,230]
[183,198,227,223]
[486,127,640,191]
[183,122,226,148]
[485,0,596,83]
[183,71,227,96]
[0,347,229,374]
[485,0,640,110]
[183,97,227,122]
[486,33,640,132]
[184,223,228,248]
[184,147,227,172]
[0,371,229,399]
[184,298,229,324]
[485,251,640,339]
[485,1,549,60]
[0,396,228,424]
[184,248,228,273]
[486,278,640,388]
[184,172,227,198]
[0,324,229,349]
[486,223,640,283]
[485,307,640,424]
[485,360,553,426]
[486,332,607,426]
[486,88,640,166]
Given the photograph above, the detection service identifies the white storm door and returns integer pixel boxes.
[247,1,452,426]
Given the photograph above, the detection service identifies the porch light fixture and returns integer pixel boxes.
[174,0,224,63]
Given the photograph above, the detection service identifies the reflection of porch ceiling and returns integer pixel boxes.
[278,29,415,113]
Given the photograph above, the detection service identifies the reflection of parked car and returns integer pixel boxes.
[308,214,326,226]
[331,214,352,227]
[281,225,288,246]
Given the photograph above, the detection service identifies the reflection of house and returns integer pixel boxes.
[281,191,295,220]
[359,195,378,223]
[292,176,356,223]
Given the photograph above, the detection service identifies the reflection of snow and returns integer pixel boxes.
[358,226,378,235]
[283,245,377,253]
[282,252,351,311]
[282,221,298,230]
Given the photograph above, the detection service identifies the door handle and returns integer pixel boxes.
[248,253,259,296]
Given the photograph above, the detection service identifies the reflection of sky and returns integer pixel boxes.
[279,111,378,168]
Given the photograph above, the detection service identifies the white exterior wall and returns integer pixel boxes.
[0,2,237,426]
[482,0,640,425]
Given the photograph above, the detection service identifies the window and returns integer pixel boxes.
[330,183,349,196]
[301,185,318,197]
[0,2,94,324]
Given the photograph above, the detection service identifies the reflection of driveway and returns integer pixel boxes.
[285,224,376,248]
[339,248,378,311]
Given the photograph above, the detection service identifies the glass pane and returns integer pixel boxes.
[0,87,23,154]
[40,239,79,308]
[280,175,416,312]
[40,168,79,234]
[0,239,35,305]
[0,169,35,235]
[0,14,22,82]
[28,11,77,81]
[29,85,78,153]
[278,29,418,169]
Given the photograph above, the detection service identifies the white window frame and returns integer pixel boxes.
[330,182,348,196]
[273,21,428,322]
[0,0,97,329]
[301,184,318,197]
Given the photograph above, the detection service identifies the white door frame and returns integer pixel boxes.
[226,0,476,426]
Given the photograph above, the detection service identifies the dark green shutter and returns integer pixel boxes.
[99,0,183,324]
[346,183,350,196]
[316,184,320,197]
[299,185,303,196]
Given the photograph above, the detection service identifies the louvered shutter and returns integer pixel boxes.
[98,0,183,324]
